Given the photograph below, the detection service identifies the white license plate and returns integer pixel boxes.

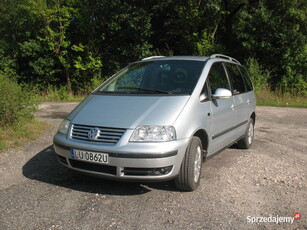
[71,149,109,164]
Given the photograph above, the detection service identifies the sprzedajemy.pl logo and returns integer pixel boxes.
[247,212,301,224]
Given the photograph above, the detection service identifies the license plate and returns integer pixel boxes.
[70,149,109,164]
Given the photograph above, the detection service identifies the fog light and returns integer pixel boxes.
[153,166,172,175]
[122,166,173,176]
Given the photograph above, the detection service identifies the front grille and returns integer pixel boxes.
[69,159,117,175]
[71,124,126,145]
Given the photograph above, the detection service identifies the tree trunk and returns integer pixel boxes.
[65,67,72,96]
[223,1,245,53]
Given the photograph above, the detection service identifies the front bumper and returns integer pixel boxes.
[53,132,189,181]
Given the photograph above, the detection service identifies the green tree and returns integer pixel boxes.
[150,0,224,55]
[233,0,307,93]
[0,0,306,96]
[30,0,102,93]
[76,0,153,76]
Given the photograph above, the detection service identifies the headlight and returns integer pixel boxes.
[129,126,176,142]
[58,119,70,134]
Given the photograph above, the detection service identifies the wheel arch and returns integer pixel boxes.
[193,129,209,156]
[251,111,256,124]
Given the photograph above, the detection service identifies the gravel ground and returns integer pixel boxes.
[0,103,306,230]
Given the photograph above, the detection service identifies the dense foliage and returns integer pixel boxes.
[0,0,306,95]
[0,72,37,126]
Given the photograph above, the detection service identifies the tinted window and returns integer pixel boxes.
[224,63,246,94]
[208,62,230,94]
[238,66,253,92]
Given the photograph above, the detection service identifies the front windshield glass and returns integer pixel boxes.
[96,60,205,95]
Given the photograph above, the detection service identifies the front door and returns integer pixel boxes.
[207,62,236,155]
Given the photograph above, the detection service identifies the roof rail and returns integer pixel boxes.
[210,54,241,65]
[142,56,165,60]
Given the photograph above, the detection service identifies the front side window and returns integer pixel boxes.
[207,62,231,94]
[201,80,210,98]
[96,60,205,95]
[238,66,253,92]
[224,63,246,94]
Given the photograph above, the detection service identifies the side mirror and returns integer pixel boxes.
[199,93,208,102]
[212,88,232,99]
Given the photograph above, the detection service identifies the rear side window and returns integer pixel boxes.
[224,63,246,95]
[208,62,231,94]
[238,66,253,92]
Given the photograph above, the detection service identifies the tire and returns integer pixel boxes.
[175,136,204,191]
[237,118,254,149]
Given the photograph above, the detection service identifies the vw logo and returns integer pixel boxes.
[88,128,100,140]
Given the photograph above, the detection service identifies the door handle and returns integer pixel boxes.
[231,104,234,110]
[247,99,250,104]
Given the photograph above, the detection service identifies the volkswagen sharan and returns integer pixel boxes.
[53,54,256,191]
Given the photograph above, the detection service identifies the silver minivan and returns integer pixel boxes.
[53,54,256,191]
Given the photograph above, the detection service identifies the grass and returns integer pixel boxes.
[38,94,86,102]
[38,90,86,102]
[0,119,51,152]
[38,85,87,102]
[256,88,307,108]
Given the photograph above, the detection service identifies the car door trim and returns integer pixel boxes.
[212,120,248,140]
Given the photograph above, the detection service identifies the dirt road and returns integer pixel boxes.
[0,103,306,230]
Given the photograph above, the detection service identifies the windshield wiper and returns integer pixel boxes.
[117,86,171,94]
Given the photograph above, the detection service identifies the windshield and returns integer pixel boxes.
[96,60,205,95]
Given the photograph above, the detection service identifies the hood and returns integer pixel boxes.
[67,94,190,129]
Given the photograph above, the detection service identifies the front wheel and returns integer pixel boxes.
[237,118,254,149]
[175,136,204,191]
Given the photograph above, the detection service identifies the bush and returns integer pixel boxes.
[0,72,37,127]
[245,57,271,92]
[42,85,69,101]
[279,74,307,97]
[91,76,106,90]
